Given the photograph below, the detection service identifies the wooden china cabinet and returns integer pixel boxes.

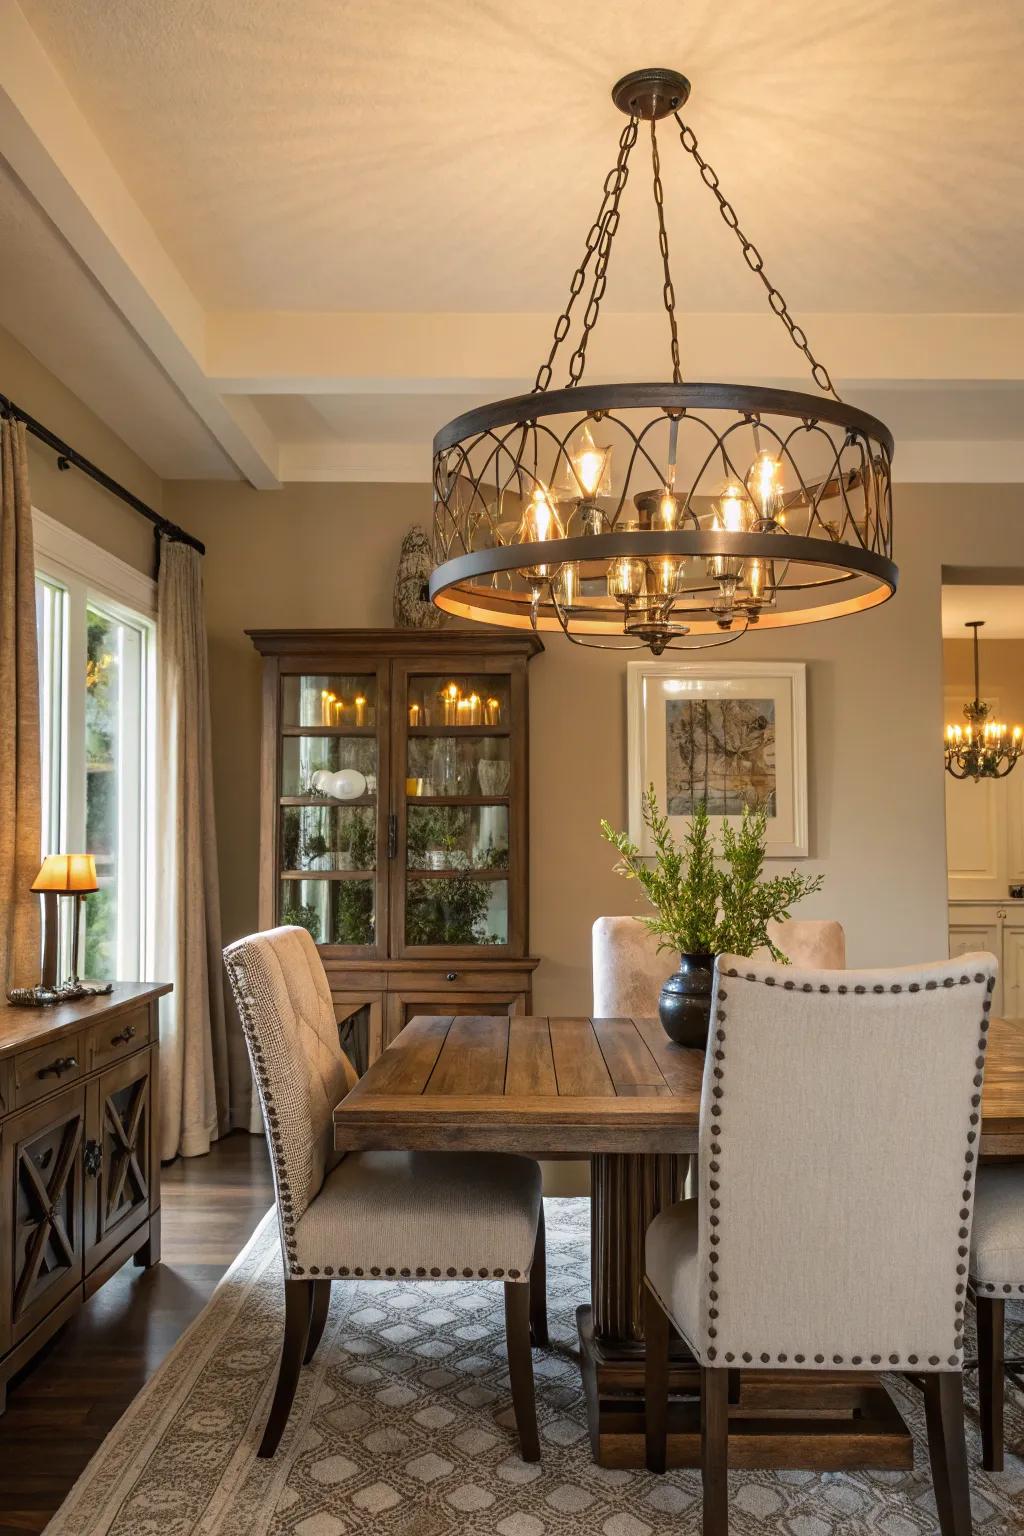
[250,630,542,1068]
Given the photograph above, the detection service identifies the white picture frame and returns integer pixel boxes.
[627,660,809,858]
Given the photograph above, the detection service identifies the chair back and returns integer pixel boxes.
[694,951,997,1371]
[592,915,846,1016]
[224,926,358,1253]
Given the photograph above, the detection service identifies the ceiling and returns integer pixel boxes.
[0,0,1022,486]
[942,585,1024,640]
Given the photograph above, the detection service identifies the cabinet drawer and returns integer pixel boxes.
[13,1035,84,1109]
[87,1007,151,1071]
[386,968,532,993]
[0,1059,13,1118]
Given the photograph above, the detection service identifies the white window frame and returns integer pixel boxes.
[33,510,158,980]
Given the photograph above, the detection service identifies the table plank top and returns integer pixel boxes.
[333,1014,1024,1158]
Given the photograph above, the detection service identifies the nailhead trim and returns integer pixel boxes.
[716,962,994,1369]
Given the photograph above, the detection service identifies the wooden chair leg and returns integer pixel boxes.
[504,1281,540,1462]
[529,1202,549,1348]
[727,1369,741,1406]
[303,1279,332,1366]
[700,1366,730,1536]
[923,1372,972,1536]
[976,1295,1004,1472]
[259,1280,313,1458]
[644,1281,670,1473]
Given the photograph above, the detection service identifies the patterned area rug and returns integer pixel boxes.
[47,1199,1022,1536]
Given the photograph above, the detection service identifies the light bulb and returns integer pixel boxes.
[652,492,682,531]
[707,480,751,581]
[516,484,564,580]
[746,449,784,525]
[565,422,612,500]
[608,555,645,602]
[554,562,581,609]
[650,555,684,599]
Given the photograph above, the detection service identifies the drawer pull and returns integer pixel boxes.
[445,971,459,982]
[36,1055,77,1080]
[110,1024,137,1046]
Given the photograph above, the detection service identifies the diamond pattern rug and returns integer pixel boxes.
[46,1199,1022,1535]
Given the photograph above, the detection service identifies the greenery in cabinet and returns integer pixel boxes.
[406,876,501,946]
[281,901,321,942]
[407,805,509,871]
[334,881,375,946]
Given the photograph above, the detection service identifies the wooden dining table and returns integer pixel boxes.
[334,1012,1024,1470]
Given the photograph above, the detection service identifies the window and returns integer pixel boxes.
[33,513,156,981]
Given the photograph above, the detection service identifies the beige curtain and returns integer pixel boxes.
[0,417,41,990]
[156,540,233,1159]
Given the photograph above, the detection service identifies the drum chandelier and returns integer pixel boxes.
[430,67,897,653]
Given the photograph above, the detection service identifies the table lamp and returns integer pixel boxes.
[8,855,112,1006]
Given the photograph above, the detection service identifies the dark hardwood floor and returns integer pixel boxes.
[0,1132,272,1536]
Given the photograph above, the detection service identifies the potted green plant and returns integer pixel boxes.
[601,786,823,1047]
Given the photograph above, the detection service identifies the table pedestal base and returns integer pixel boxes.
[577,1307,913,1469]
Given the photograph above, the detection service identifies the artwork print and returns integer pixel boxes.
[665,698,777,816]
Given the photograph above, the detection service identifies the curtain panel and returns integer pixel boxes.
[156,539,235,1158]
[0,417,41,989]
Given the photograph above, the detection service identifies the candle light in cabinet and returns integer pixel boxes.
[333,698,346,724]
[467,692,482,725]
[321,690,334,726]
[354,695,367,727]
[408,702,422,727]
[456,698,471,726]
[442,682,460,726]
[484,696,501,725]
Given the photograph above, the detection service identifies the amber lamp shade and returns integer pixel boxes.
[31,854,98,990]
[32,853,99,894]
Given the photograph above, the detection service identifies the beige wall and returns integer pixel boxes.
[164,478,1024,1011]
[944,637,1024,722]
[1,325,161,574]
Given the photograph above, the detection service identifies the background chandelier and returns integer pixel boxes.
[430,67,897,654]
[945,621,1022,780]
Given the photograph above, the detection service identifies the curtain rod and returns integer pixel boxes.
[0,390,205,557]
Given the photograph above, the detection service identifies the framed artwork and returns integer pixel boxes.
[626,661,808,858]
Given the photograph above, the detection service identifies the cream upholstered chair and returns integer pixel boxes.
[224,926,546,1461]
[592,915,846,1016]
[643,950,998,1536]
[969,1165,1024,1470]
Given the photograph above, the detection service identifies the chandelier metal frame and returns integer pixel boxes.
[429,67,897,653]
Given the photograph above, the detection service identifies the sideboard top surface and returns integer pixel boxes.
[0,981,171,1059]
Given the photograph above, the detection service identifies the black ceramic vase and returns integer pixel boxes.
[659,953,715,1047]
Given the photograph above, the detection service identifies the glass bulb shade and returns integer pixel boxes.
[649,554,686,598]
[739,557,776,606]
[553,561,582,608]
[31,853,98,893]
[651,492,683,531]
[515,485,564,579]
[607,555,646,601]
[746,448,784,524]
[557,421,612,500]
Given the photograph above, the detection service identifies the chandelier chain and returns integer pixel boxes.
[533,116,639,393]
[565,116,638,387]
[673,114,840,401]
[649,118,682,386]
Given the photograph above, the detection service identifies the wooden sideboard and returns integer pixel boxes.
[0,982,169,1412]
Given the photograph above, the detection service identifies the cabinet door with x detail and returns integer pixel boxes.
[0,1085,86,1352]
[84,1052,152,1273]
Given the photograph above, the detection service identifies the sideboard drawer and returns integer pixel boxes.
[87,1007,151,1071]
[386,968,532,993]
[13,1035,84,1108]
[0,1059,12,1118]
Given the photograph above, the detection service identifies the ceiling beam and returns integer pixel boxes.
[0,0,280,488]
[207,310,1024,395]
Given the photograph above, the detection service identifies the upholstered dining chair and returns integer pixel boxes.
[224,925,547,1461]
[592,915,846,1017]
[969,1163,1024,1471]
[643,950,998,1536]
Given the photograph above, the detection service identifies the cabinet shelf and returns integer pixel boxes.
[279,795,376,807]
[406,795,510,807]
[282,869,376,880]
[280,725,377,737]
[407,725,510,737]
[406,867,509,880]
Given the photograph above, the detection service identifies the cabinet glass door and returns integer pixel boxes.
[393,665,521,955]
[277,668,388,954]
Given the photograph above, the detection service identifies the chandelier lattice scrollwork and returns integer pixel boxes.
[945,621,1022,781]
[429,67,897,654]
